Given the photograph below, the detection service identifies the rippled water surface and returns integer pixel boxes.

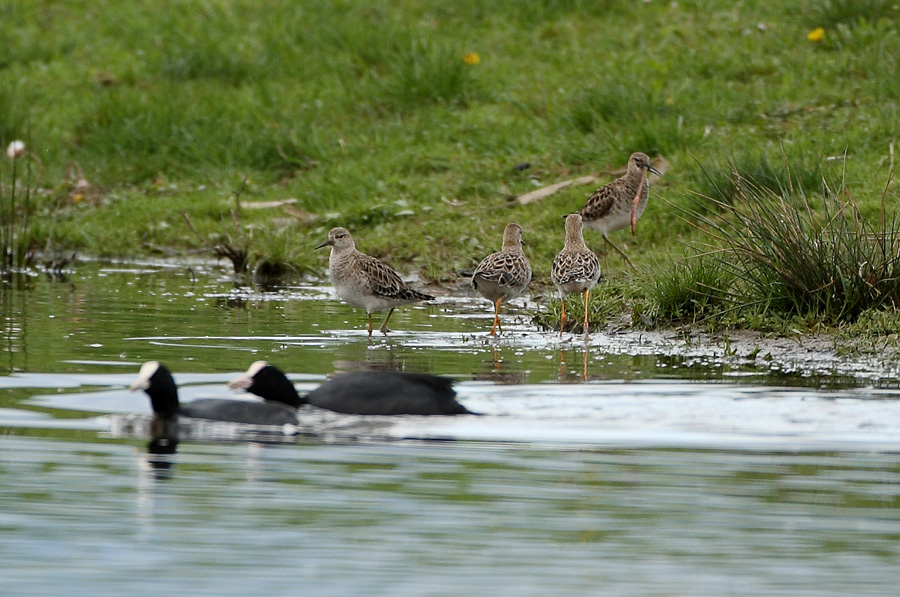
[3,263,900,595]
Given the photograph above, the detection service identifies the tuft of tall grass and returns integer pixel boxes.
[685,165,900,324]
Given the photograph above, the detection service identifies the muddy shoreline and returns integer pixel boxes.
[432,274,900,385]
[588,325,900,385]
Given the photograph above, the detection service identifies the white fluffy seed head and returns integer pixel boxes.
[6,140,25,160]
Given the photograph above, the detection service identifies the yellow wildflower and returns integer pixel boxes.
[807,27,825,42]
[463,52,480,65]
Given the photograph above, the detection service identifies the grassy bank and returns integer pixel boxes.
[3,0,900,332]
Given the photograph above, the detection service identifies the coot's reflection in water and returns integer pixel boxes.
[144,441,177,479]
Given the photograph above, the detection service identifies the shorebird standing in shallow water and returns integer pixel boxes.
[551,214,602,338]
[576,151,661,271]
[316,227,434,336]
[472,223,532,336]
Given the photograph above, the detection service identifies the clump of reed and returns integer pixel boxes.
[654,158,900,327]
[1,140,43,275]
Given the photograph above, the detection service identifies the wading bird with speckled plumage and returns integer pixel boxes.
[576,152,661,271]
[471,223,532,336]
[551,214,602,338]
[316,227,433,336]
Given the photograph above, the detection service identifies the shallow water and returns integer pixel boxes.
[3,262,900,595]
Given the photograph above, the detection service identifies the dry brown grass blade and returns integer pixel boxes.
[235,198,298,210]
[281,204,319,224]
[516,175,598,205]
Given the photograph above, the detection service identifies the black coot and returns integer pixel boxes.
[228,361,474,416]
[130,361,299,425]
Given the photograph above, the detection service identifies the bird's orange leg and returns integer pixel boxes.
[559,299,567,337]
[489,297,504,336]
[582,289,591,338]
[379,308,395,335]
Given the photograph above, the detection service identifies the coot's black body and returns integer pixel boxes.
[307,371,470,415]
[130,361,299,426]
[229,362,474,416]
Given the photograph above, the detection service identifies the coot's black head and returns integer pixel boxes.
[129,361,180,418]
[228,361,304,408]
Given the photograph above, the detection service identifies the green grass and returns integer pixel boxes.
[533,277,628,334]
[804,0,900,28]
[692,145,828,206]
[4,0,900,331]
[652,167,900,329]
[637,254,737,327]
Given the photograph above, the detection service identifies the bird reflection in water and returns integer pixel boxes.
[473,346,528,385]
[144,415,179,477]
[559,344,590,382]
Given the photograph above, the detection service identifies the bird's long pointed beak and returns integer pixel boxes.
[647,164,662,177]
[315,239,333,250]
